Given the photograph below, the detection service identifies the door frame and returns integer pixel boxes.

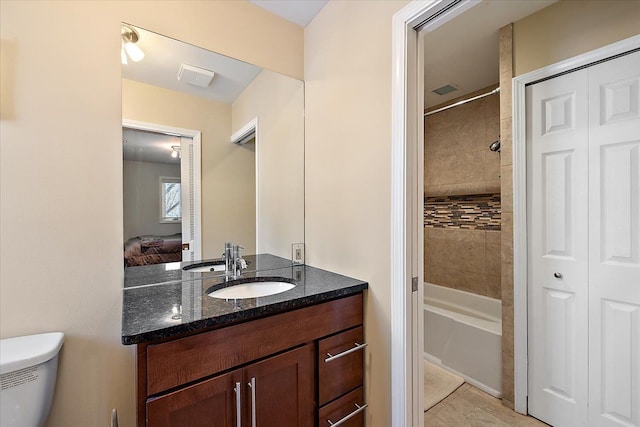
[230,117,259,253]
[122,118,202,260]
[391,1,481,425]
[512,34,640,413]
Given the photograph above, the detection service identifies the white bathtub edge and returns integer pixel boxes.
[424,353,502,399]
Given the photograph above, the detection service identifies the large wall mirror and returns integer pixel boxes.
[122,23,304,271]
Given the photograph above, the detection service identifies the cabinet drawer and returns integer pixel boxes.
[319,387,365,427]
[318,326,364,405]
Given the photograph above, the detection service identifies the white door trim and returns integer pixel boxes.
[512,34,640,414]
[230,117,259,253]
[391,1,480,425]
[122,118,203,260]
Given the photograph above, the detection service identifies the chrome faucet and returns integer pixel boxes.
[233,245,246,278]
[223,242,246,278]
[223,242,234,275]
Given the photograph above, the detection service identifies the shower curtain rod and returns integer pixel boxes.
[424,87,500,117]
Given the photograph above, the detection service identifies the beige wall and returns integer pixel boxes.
[305,1,410,425]
[232,70,305,259]
[514,0,640,76]
[123,79,256,257]
[123,160,181,240]
[0,1,302,426]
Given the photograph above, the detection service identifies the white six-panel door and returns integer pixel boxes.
[587,51,640,427]
[528,50,640,427]
[527,68,590,427]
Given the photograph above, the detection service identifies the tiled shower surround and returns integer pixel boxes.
[424,194,501,230]
[424,85,502,300]
[424,194,502,299]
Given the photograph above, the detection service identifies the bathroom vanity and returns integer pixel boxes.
[122,254,368,427]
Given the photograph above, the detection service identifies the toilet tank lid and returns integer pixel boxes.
[0,332,64,375]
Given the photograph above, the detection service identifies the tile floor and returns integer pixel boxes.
[425,384,550,426]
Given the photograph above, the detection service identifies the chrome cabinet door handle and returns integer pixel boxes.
[554,272,562,279]
[248,377,257,427]
[327,403,368,426]
[233,382,242,427]
[325,342,367,363]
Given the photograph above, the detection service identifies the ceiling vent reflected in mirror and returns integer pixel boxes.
[177,64,215,88]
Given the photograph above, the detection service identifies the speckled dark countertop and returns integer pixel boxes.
[121,254,368,345]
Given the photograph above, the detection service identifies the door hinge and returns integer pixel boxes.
[411,277,418,292]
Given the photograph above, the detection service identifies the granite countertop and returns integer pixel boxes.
[121,254,368,345]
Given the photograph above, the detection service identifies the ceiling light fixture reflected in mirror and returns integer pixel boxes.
[170,145,181,158]
[121,24,145,64]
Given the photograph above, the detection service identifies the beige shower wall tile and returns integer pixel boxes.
[459,151,487,183]
[486,243,502,278]
[459,241,486,274]
[425,154,457,186]
[458,271,488,295]
[425,182,492,197]
[502,264,514,305]
[430,267,465,290]
[502,212,513,237]
[483,151,501,182]
[486,275,501,299]
[500,118,513,167]
[425,238,450,267]
[426,152,488,187]
[441,228,486,243]
[501,165,513,213]
[501,235,513,265]
[485,180,501,194]
[499,70,513,121]
[499,24,513,73]
[425,125,460,158]
[486,230,501,244]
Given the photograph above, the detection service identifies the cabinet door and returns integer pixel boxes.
[244,344,314,426]
[147,369,242,427]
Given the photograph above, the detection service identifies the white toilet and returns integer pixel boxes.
[0,332,64,427]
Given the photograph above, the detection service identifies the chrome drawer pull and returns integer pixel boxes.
[248,377,257,427]
[234,382,242,427]
[327,403,368,426]
[325,342,367,363]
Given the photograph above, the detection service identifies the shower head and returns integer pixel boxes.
[489,140,501,152]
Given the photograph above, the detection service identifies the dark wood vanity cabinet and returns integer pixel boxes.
[146,345,313,427]
[135,293,366,427]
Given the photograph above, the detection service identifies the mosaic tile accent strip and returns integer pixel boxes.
[424,194,501,230]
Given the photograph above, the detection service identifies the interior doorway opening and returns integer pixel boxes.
[391,1,558,425]
[122,119,202,266]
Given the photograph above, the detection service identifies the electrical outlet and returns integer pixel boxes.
[292,243,304,264]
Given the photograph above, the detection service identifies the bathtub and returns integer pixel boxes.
[424,282,502,397]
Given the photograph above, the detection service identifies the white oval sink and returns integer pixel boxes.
[209,281,295,299]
